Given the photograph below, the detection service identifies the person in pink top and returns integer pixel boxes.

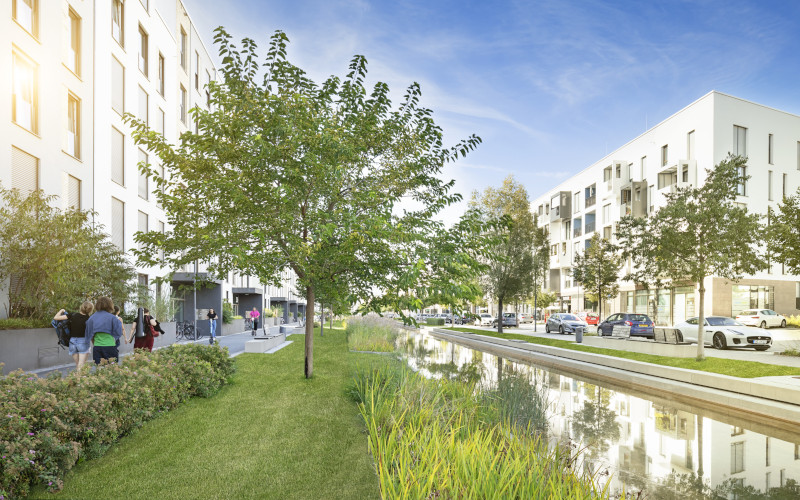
[249,307,260,336]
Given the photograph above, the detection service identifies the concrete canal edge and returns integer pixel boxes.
[428,328,800,428]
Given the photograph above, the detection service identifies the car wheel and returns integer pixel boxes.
[781,319,787,328]
[754,346,770,351]
[545,323,550,333]
[559,325,564,335]
[712,332,727,350]
[760,321,767,329]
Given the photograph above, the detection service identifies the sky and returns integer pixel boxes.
[184,0,800,223]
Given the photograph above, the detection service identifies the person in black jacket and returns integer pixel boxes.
[54,301,94,372]
[207,309,218,344]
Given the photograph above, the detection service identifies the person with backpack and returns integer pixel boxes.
[85,296,123,365]
[133,307,158,352]
[53,301,94,372]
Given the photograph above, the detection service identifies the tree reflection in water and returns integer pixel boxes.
[572,384,621,461]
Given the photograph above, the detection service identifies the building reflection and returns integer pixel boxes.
[400,331,800,497]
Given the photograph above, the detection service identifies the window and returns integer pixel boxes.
[768,134,774,164]
[111,197,124,251]
[12,51,38,133]
[13,0,38,37]
[112,0,124,47]
[66,93,80,158]
[784,173,788,199]
[195,51,200,90]
[138,149,148,199]
[768,170,773,201]
[158,53,165,96]
[180,85,187,124]
[733,125,747,157]
[111,56,124,115]
[138,86,148,125]
[137,211,148,251]
[156,107,165,136]
[766,437,771,467]
[640,156,646,180]
[111,127,124,186]
[731,442,745,474]
[585,184,596,207]
[737,165,747,196]
[687,131,695,160]
[11,146,39,193]
[603,226,611,240]
[573,192,580,213]
[648,185,653,212]
[603,166,612,182]
[661,145,668,167]
[67,8,81,75]
[602,204,610,224]
[138,25,148,76]
[180,27,187,71]
[64,174,80,210]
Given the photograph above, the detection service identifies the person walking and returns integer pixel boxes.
[249,307,260,336]
[133,307,158,352]
[115,305,132,344]
[53,300,94,372]
[207,308,218,344]
[85,296,123,365]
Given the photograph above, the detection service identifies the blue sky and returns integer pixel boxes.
[184,0,800,222]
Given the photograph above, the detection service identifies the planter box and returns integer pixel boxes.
[222,318,245,335]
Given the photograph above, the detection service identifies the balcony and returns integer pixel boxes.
[573,227,583,238]
[585,221,596,234]
[549,191,572,223]
[585,195,596,208]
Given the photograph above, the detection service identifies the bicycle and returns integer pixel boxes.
[176,322,200,341]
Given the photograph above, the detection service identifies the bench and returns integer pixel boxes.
[610,325,631,338]
[245,332,287,353]
[653,327,691,345]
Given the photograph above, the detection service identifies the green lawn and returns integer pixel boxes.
[444,326,800,378]
[32,329,381,500]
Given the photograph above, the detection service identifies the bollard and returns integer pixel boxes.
[575,326,584,343]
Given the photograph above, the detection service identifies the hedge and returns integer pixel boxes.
[0,343,235,498]
[426,318,445,326]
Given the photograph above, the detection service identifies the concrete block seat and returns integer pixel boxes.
[245,332,287,353]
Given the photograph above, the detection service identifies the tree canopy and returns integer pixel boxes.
[767,187,800,275]
[125,29,483,377]
[571,233,622,322]
[471,176,536,333]
[0,186,135,320]
[618,155,765,359]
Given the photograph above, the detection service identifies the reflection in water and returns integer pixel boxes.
[399,330,800,499]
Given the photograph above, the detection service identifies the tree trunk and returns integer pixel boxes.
[320,302,324,337]
[305,286,315,378]
[497,298,503,334]
[696,281,705,361]
[533,287,539,332]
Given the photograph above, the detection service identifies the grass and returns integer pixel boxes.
[346,315,399,353]
[31,328,381,500]
[778,348,800,357]
[443,326,800,378]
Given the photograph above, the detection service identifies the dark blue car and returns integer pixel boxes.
[598,313,655,338]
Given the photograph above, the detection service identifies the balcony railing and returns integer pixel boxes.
[585,222,595,234]
[573,227,582,238]
[585,195,596,208]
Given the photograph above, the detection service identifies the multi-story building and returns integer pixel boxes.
[1,0,304,325]
[532,91,800,323]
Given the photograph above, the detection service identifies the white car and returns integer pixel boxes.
[476,313,494,326]
[675,316,772,351]
[734,309,787,329]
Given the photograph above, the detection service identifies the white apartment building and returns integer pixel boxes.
[1,0,303,324]
[532,91,800,324]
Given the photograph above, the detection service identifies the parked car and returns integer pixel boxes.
[734,309,787,329]
[598,313,655,338]
[545,313,588,334]
[477,313,494,326]
[492,312,519,328]
[575,312,599,325]
[518,312,533,324]
[675,316,772,350]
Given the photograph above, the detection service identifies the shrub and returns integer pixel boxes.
[786,314,800,328]
[222,300,234,324]
[778,348,800,357]
[426,317,445,326]
[0,318,51,330]
[0,343,235,498]
[346,315,399,352]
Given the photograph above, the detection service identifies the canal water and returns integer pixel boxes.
[400,329,800,498]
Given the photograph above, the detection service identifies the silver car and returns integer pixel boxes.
[545,313,588,334]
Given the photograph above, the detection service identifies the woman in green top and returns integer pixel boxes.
[85,296,123,365]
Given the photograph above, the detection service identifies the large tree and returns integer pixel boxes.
[0,186,135,320]
[767,187,800,275]
[571,233,622,323]
[471,176,536,333]
[125,29,481,378]
[617,155,765,360]
[530,215,550,331]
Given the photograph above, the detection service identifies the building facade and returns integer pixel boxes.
[1,0,303,323]
[532,91,800,324]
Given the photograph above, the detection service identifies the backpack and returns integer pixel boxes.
[51,318,71,349]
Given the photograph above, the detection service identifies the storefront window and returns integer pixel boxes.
[731,285,774,316]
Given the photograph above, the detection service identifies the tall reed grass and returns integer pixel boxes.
[350,364,609,499]
[346,315,399,352]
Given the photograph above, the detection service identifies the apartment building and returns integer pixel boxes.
[532,91,800,324]
[1,0,304,324]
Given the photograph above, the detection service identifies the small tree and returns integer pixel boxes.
[618,155,766,360]
[767,187,800,275]
[0,186,135,320]
[471,176,536,333]
[571,233,622,323]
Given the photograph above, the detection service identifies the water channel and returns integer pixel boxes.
[400,329,800,498]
